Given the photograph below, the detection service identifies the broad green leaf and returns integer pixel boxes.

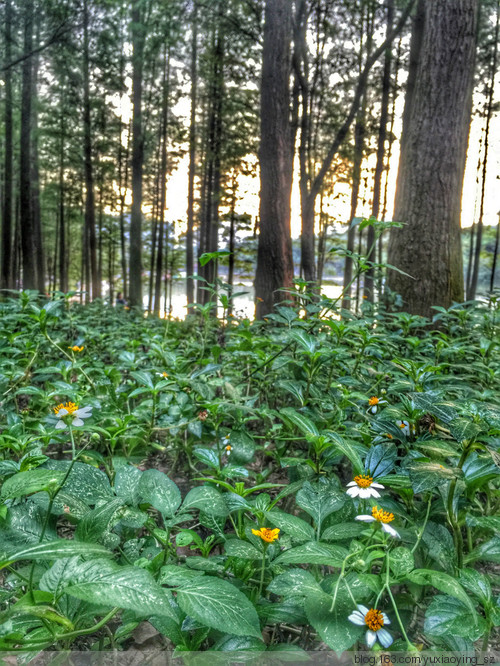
[159,565,205,587]
[279,408,319,437]
[138,469,181,517]
[1,470,66,499]
[130,371,154,390]
[448,418,483,444]
[325,433,364,474]
[424,596,486,641]
[467,536,500,564]
[267,510,315,542]
[267,569,321,598]
[114,465,142,504]
[389,547,414,578]
[322,523,365,542]
[459,569,491,604]
[422,522,456,572]
[228,430,256,464]
[0,540,112,570]
[74,498,126,544]
[65,567,179,620]
[364,444,397,478]
[40,557,118,598]
[305,590,363,653]
[296,481,345,534]
[407,461,458,493]
[272,542,347,568]
[212,635,266,652]
[43,461,112,504]
[175,577,261,638]
[224,539,262,560]
[257,600,307,625]
[182,486,228,517]
[406,570,474,613]
[409,393,457,424]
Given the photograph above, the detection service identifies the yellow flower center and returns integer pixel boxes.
[399,423,406,429]
[354,474,373,488]
[225,445,232,451]
[53,402,78,416]
[368,396,379,406]
[68,346,84,352]
[372,506,394,524]
[162,372,168,377]
[364,608,384,631]
[385,433,393,439]
[252,527,280,543]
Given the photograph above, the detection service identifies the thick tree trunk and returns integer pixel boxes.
[20,0,37,290]
[255,0,294,318]
[387,0,478,317]
[129,0,145,308]
[186,0,198,308]
[2,0,14,291]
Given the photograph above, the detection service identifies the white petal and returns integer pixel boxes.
[58,408,68,417]
[365,630,377,648]
[75,407,92,418]
[346,487,360,498]
[355,515,376,522]
[346,481,357,487]
[348,611,366,626]
[382,524,400,538]
[72,418,84,427]
[371,406,377,414]
[367,488,381,498]
[357,605,370,615]
[371,483,385,489]
[55,420,66,430]
[359,488,372,499]
[381,613,391,625]
[377,628,393,648]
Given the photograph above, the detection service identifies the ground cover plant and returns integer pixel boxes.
[0,290,499,657]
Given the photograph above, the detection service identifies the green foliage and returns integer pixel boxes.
[0,294,499,653]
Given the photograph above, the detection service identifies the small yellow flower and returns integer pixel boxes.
[355,505,400,538]
[68,345,84,352]
[364,608,385,632]
[53,402,78,416]
[252,527,280,543]
[368,396,379,406]
[225,444,232,452]
[371,506,394,524]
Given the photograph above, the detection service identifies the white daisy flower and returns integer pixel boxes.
[53,402,92,429]
[346,474,385,499]
[367,396,387,414]
[348,605,393,648]
[355,505,400,539]
[397,420,415,437]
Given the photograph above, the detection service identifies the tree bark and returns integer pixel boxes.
[387,0,478,317]
[186,0,198,308]
[129,0,145,308]
[255,0,294,318]
[20,0,37,290]
[2,0,14,291]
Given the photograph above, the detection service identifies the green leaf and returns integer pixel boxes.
[182,486,228,517]
[224,539,262,560]
[364,444,397,478]
[65,567,179,620]
[267,510,315,542]
[43,461,112,504]
[296,481,345,533]
[422,522,456,572]
[407,461,458,493]
[406,570,474,613]
[159,565,205,587]
[324,433,364,474]
[267,569,321,598]
[1,470,66,499]
[321,523,365,542]
[279,408,319,437]
[424,596,486,642]
[459,569,491,604]
[175,577,261,638]
[229,431,256,464]
[257,600,306,625]
[114,465,142,504]
[74,498,126,544]
[389,547,414,578]
[130,371,154,390]
[467,536,500,564]
[199,250,230,267]
[449,418,483,444]
[272,542,347,568]
[0,540,112,570]
[138,469,181,517]
[409,393,457,424]
[305,590,363,652]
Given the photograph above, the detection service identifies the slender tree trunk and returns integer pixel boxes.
[119,122,130,299]
[186,0,198,308]
[20,0,37,290]
[364,0,394,303]
[129,0,145,308]
[58,81,67,293]
[83,0,99,301]
[387,0,478,316]
[227,172,237,317]
[491,213,500,292]
[31,23,44,294]
[467,0,498,300]
[255,0,295,318]
[2,0,14,291]
[154,47,170,317]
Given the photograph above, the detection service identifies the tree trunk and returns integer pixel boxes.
[467,0,498,300]
[387,0,478,317]
[364,0,394,303]
[83,0,99,301]
[186,0,198,308]
[255,0,294,318]
[58,80,67,293]
[31,23,44,294]
[129,0,145,308]
[2,0,14,291]
[20,0,37,290]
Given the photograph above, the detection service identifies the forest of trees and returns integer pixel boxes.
[0,0,499,319]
